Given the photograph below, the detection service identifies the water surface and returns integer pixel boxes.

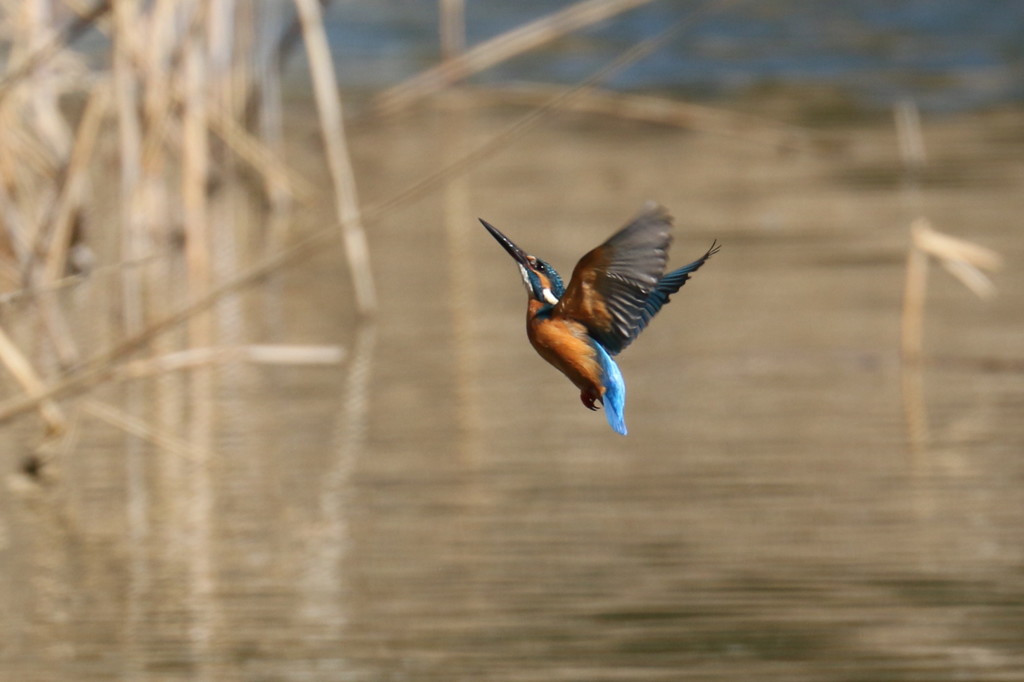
[1,78,1023,682]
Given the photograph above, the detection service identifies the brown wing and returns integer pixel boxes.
[554,203,672,354]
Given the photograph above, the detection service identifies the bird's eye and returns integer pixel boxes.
[535,261,545,272]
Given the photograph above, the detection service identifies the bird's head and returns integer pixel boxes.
[480,218,564,306]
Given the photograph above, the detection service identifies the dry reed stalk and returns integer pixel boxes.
[0,109,60,180]
[897,102,1002,363]
[0,0,109,102]
[0,168,33,266]
[111,0,145,333]
[233,3,257,120]
[178,9,219,654]
[240,344,345,365]
[253,1,292,248]
[207,106,313,201]
[895,100,927,171]
[114,344,345,380]
[468,84,815,152]
[33,286,80,367]
[374,0,659,115]
[182,7,212,303]
[0,322,66,433]
[6,1,83,366]
[179,18,218,607]
[207,0,238,107]
[28,1,74,155]
[136,0,181,194]
[911,218,1002,298]
[113,4,310,207]
[295,0,377,315]
[439,0,466,59]
[241,3,304,127]
[42,82,109,283]
[138,5,307,199]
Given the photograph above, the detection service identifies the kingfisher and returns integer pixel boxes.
[481,203,718,435]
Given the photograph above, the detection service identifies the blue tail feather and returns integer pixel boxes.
[593,342,627,435]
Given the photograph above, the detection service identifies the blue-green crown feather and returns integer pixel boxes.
[522,257,565,304]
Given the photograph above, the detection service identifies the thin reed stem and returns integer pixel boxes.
[295,0,377,315]
[43,83,109,283]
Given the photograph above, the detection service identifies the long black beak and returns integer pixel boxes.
[480,218,529,267]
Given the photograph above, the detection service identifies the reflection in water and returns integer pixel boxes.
[442,92,485,464]
[2,102,1024,680]
[297,321,376,679]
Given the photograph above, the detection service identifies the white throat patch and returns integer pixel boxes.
[516,264,531,293]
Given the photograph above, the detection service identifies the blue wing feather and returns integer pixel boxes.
[615,240,720,354]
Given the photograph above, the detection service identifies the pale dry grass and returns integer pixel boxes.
[0,1,365,437]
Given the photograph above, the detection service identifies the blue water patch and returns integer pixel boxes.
[321,0,1024,113]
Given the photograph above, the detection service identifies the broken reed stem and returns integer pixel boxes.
[897,102,1002,364]
[374,0,659,115]
[295,0,377,315]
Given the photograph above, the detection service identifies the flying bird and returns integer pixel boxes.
[481,203,718,435]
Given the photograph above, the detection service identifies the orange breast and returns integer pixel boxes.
[526,302,604,397]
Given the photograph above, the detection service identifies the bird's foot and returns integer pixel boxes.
[580,389,602,411]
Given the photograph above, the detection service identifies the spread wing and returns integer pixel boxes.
[554,203,673,355]
[620,240,720,352]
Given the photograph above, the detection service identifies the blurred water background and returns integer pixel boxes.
[324,0,1024,111]
[0,2,1022,680]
